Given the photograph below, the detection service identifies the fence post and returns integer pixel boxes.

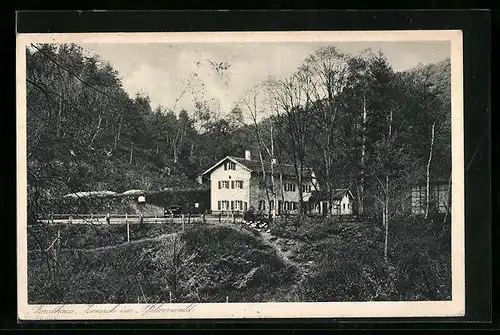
[169,291,172,303]
[68,215,72,224]
[226,296,229,303]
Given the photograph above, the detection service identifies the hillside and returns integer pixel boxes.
[28,215,450,303]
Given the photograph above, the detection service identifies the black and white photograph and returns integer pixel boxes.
[16,31,465,320]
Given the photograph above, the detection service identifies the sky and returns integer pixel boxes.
[79,41,450,117]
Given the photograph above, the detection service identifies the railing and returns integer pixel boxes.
[36,213,245,225]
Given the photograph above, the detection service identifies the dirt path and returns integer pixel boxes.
[220,223,312,289]
[258,230,314,287]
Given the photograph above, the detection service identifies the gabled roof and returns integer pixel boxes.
[201,156,252,176]
[201,155,313,178]
[310,189,354,201]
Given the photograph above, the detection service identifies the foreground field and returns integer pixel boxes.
[27,216,451,303]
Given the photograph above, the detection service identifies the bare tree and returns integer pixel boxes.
[238,85,277,217]
[296,46,353,215]
[264,73,310,215]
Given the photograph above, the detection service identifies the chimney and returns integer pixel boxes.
[245,150,251,161]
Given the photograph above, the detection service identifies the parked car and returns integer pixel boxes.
[164,205,182,217]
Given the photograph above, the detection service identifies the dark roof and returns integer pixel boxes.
[310,189,353,201]
[201,155,314,178]
[229,156,313,178]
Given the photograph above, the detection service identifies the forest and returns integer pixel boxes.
[26,43,451,226]
[25,43,453,303]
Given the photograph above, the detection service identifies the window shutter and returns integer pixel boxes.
[218,201,221,210]
[231,181,234,189]
[231,201,234,210]
[218,181,221,189]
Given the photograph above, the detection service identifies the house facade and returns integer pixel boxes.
[311,189,355,215]
[201,151,319,215]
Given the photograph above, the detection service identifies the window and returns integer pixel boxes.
[292,202,297,211]
[411,183,449,215]
[284,201,290,211]
[224,161,236,170]
[301,184,312,193]
[236,180,244,189]
[411,185,426,214]
[284,183,296,192]
[220,200,229,210]
[432,183,449,213]
[220,180,230,189]
[258,200,266,211]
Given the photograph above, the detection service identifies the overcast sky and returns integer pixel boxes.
[80,41,450,116]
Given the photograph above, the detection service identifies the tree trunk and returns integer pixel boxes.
[173,146,178,164]
[384,109,393,262]
[113,114,123,151]
[56,95,63,138]
[129,143,133,165]
[271,123,277,218]
[90,113,102,144]
[384,175,390,262]
[359,95,367,215]
[425,121,436,219]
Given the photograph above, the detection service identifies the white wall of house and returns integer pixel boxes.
[249,175,314,213]
[340,194,353,215]
[316,193,353,215]
[210,160,251,213]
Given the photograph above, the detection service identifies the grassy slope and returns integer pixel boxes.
[27,224,297,304]
[27,215,451,304]
[271,216,451,301]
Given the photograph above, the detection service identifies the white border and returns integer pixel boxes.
[16,30,465,320]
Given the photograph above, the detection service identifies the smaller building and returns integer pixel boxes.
[309,189,355,215]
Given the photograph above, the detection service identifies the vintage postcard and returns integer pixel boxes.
[16,30,465,320]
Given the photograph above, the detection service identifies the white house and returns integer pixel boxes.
[201,150,319,214]
[311,189,355,215]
